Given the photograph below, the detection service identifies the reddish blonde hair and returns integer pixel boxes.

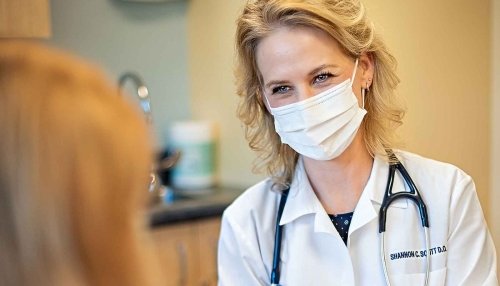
[0,41,164,286]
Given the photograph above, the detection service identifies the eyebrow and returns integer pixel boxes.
[263,64,341,89]
[264,80,289,90]
[309,64,340,76]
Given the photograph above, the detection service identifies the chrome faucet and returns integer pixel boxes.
[117,71,179,205]
[118,72,160,202]
[118,72,152,124]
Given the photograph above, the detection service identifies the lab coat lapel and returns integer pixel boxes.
[349,184,377,234]
[348,155,385,234]
[279,158,337,235]
[348,155,393,234]
[350,154,409,234]
[279,157,317,225]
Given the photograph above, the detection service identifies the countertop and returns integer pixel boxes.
[149,186,244,227]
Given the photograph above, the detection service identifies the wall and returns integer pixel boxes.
[48,0,191,148]
[363,0,491,218]
[492,0,500,275]
[187,0,264,187]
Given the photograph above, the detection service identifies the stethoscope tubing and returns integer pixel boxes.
[379,163,429,232]
[380,226,430,286]
[270,188,289,286]
[379,157,430,286]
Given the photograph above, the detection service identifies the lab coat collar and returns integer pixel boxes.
[279,157,324,226]
[279,154,408,229]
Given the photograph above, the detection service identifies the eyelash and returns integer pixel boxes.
[270,71,336,95]
[313,72,334,84]
[271,85,291,95]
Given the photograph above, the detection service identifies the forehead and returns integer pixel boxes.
[255,26,350,82]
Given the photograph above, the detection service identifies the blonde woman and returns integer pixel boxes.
[218,0,497,285]
[0,41,165,286]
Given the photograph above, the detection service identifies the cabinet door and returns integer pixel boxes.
[196,218,221,286]
[152,223,199,286]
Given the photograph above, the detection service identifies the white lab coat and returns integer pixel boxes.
[218,151,498,285]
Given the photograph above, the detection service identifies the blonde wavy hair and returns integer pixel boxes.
[235,0,405,185]
[0,41,164,286]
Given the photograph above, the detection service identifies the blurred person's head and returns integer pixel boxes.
[0,41,164,286]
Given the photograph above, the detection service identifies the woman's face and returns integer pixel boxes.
[256,25,373,109]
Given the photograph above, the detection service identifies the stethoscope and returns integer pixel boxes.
[270,152,430,286]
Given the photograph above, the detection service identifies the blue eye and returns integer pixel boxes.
[272,85,291,94]
[313,72,333,84]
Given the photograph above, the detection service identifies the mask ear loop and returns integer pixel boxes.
[351,58,363,109]
[260,88,275,115]
[350,58,359,88]
[362,87,366,109]
[263,92,272,110]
